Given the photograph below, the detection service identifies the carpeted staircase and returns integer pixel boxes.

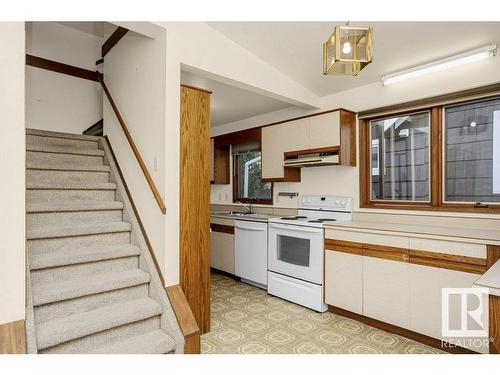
[25,128,184,354]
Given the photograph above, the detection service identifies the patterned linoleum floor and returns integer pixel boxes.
[201,274,445,354]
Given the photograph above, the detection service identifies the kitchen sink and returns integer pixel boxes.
[211,211,272,219]
[213,211,257,216]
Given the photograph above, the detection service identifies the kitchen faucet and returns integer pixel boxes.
[236,201,254,214]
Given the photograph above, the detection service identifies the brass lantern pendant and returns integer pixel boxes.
[323,24,373,76]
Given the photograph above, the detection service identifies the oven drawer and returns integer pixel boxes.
[267,271,327,312]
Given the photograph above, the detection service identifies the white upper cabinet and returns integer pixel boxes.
[309,111,340,149]
[261,118,309,181]
[261,109,354,181]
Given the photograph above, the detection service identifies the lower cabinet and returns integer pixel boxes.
[210,230,235,275]
[363,257,411,329]
[324,232,490,353]
[324,251,363,314]
[409,263,489,354]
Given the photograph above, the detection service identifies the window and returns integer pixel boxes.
[233,149,272,204]
[369,112,430,202]
[360,94,500,212]
[444,98,500,203]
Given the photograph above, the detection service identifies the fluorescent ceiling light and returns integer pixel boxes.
[381,44,497,86]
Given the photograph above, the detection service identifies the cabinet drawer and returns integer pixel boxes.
[325,229,409,249]
[210,217,235,227]
[409,237,486,259]
[325,250,363,314]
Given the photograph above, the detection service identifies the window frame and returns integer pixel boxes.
[367,110,432,205]
[360,95,500,214]
[232,151,273,205]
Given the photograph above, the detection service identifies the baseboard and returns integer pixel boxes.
[210,268,241,282]
[0,319,26,354]
[328,305,477,354]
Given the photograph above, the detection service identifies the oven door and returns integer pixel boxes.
[268,223,323,284]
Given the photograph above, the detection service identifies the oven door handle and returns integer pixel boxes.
[268,223,322,233]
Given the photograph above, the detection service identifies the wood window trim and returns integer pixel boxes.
[359,94,500,214]
[232,153,273,205]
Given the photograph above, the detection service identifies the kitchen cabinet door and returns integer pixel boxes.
[409,263,489,353]
[325,250,363,314]
[261,119,309,181]
[210,231,235,274]
[261,124,284,180]
[363,257,411,329]
[309,111,340,149]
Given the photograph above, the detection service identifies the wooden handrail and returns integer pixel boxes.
[98,74,167,214]
[104,137,200,354]
[166,285,201,354]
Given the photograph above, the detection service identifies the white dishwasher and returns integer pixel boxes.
[234,220,268,288]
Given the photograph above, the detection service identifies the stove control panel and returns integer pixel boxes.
[299,195,353,212]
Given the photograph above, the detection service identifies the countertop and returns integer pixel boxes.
[474,260,500,296]
[324,220,500,245]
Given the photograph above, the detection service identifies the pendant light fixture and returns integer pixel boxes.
[323,22,373,76]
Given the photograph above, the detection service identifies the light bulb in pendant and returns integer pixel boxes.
[342,41,352,54]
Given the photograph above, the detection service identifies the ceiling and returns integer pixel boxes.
[208,22,500,96]
[181,71,292,126]
[57,22,113,38]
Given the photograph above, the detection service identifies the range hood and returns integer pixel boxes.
[284,150,340,168]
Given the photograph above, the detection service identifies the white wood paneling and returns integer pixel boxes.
[325,250,363,314]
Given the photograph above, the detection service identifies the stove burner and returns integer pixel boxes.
[281,215,308,220]
[307,218,337,223]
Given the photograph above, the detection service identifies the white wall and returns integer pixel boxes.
[150,21,331,285]
[0,22,25,325]
[26,22,103,134]
[103,29,170,282]
[211,51,500,213]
